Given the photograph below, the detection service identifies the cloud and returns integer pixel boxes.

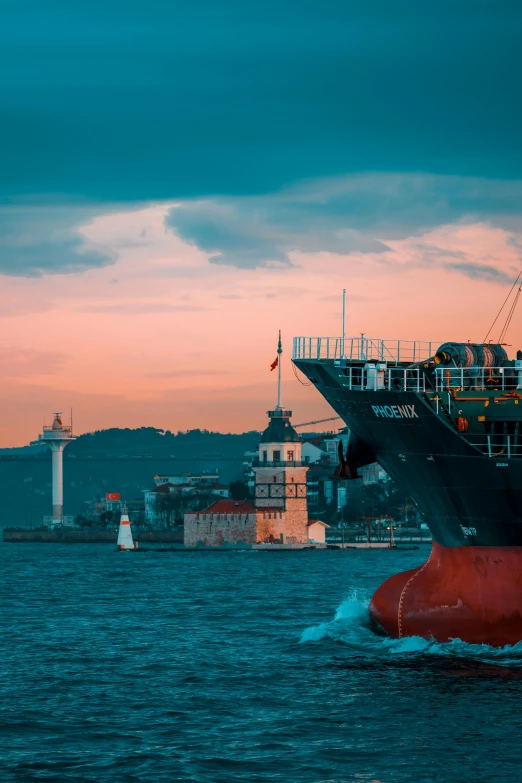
[407,243,467,261]
[4,172,522,285]
[79,302,210,314]
[319,294,375,302]
[0,300,54,318]
[165,173,522,271]
[0,205,116,277]
[165,192,389,268]
[144,369,227,378]
[106,238,153,249]
[444,262,515,285]
[0,347,68,377]
[135,265,213,279]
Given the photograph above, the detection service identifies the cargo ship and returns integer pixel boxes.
[293,335,522,646]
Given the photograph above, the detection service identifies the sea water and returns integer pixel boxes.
[1,544,521,783]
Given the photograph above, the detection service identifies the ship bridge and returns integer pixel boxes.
[293,335,439,393]
[293,335,521,394]
[293,334,522,460]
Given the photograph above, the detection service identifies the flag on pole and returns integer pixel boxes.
[270,356,278,372]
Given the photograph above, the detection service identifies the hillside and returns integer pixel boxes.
[0,427,262,527]
[67,427,261,459]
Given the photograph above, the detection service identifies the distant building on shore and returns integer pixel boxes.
[153,471,223,488]
[146,473,229,528]
[307,520,330,544]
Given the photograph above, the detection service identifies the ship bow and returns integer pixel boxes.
[369,543,522,647]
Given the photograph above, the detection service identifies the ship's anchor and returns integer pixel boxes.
[333,434,376,481]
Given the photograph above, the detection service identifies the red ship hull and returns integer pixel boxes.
[369,543,522,647]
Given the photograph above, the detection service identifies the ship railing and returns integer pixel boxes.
[293,336,436,365]
[335,365,427,392]
[466,437,522,459]
[435,366,522,393]
[42,426,73,440]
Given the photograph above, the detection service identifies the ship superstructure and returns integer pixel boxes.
[293,334,522,645]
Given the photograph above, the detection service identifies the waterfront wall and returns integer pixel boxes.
[3,529,184,544]
[184,508,309,546]
[184,512,258,547]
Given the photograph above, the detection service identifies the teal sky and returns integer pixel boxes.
[3,0,522,206]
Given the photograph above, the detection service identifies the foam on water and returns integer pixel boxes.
[300,591,522,666]
[300,590,374,647]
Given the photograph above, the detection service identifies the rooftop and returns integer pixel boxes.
[146,482,179,494]
[199,499,256,515]
[307,520,330,528]
[260,408,300,444]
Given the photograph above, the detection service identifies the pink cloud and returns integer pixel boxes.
[0,347,68,378]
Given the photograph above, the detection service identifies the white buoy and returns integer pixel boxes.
[116,507,134,550]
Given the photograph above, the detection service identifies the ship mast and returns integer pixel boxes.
[341,288,346,359]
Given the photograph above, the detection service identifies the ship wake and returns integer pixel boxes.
[300,591,522,668]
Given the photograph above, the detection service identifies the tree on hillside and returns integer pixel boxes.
[101,510,122,528]
[154,491,186,528]
[229,480,252,500]
[193,490,218,512]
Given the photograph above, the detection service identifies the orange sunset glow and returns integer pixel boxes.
[2,194,522,445]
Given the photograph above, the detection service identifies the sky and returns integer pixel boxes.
[2,0,522,445]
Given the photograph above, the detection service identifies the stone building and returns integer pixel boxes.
[184,407,310,546]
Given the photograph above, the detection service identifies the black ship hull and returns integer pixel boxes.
[294,360,522,548]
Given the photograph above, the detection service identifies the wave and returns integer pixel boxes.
[300,591,522,667]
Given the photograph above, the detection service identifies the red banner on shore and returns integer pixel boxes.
[106,493,120,501]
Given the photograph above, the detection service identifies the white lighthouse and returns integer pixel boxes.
[41,413,76,525]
